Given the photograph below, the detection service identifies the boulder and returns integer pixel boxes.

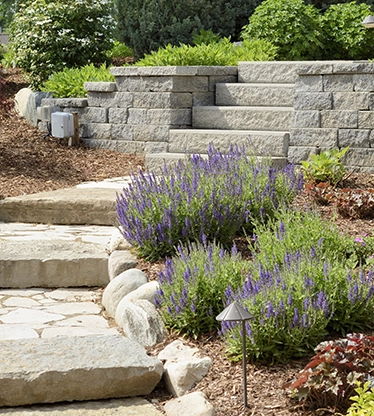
[102,268,147,318]
[108,250,138,281]
[0,335,163,407]
[107,228,131,254]
[164,391,215,416]
[122,280,160,304]
[158,340,212,397]
[15,88,52,126]
[116,299,166,347]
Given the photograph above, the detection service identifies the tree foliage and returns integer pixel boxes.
[9,0,114,89]
[115,0,263,58]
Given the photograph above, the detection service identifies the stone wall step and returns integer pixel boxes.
[0,240,112,288]
[192,106,293,131]
[0,335,163,407]
[0,187,120,225]
[168,129,289,157]
[145,152,288,172]
[215,83,294,107]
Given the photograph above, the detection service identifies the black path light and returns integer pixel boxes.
[216,301,252,408]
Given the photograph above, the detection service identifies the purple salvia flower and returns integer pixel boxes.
[293,307,300,326]
[266,301,274,318]
[302,313,309,328]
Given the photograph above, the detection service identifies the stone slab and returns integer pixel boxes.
[0,335,163,407]
[0,240,109,288]
[0,398,163,415]
[0,187,120,225]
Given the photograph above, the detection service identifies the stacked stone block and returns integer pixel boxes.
[290,62,374,171]
[42,66,237,155]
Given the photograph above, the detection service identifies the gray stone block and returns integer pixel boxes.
[84,82,117,92]
[296,62,334,75]
[332,62,374,74]
[147,109,191,125]
[42,97,88,108]
[287,145,320,164]
[82,123,112,140]
[81,139,146,154]
[208,75,237,91]
[358,111,374,128]
[292,110,320,128]
[87,92,116,108]
[111,124,133,141]
[290,128,337,147]
[127,108,148,125]
[0,335,163,406]
[295,75,323,92]
[192,92,215,106]
[342,148,374,167]
[193,106,293,131]
[133,125,170,142]
[145,142,169,153]
[108,108,128,124]
[354,74,374,92]
[238,61,300,83]
[320,110,357,128]
[338,129,370,148]
[333,92,369,110]
[80,107,107,123]
[133,92,192,108]
[113,92,134,108]
[216,83,294,107]
[323,74,354,92]
[294,92,332,110]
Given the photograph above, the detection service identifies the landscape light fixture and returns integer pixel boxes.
[362,15,374,29]
[216,301,252,408]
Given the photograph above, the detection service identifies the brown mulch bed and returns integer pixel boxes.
[2,67,374,416]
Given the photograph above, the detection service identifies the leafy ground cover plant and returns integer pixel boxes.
[155,240,249,338]
[284,333,374,413]
[345,381,374,416]
[116,144,302,260]
[41,64,114,98]
[301,147,348,186]
[134,38,277,67]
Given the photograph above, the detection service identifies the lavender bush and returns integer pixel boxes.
[155,239,249,338]
[116,144,302,260]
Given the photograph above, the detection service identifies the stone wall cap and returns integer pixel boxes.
[110,66,237,77]
[84,82,117,92]
[41,97,88,108]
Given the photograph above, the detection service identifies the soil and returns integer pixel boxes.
[2,67,374,416]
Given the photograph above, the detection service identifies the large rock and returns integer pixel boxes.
[108,249,138,281]
[164,392,215,416]
[15,88,52,126]
[116,299,166,347]
[102,268,147,317]
[0,335,163,407]
[122,280,160,304]
[158,340,212,397]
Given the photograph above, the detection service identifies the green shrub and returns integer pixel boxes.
[346,381,374,416]
[241,0,324,60]
[116,144,302,261]
[0,43,8,61]
[192,29,221,46]
[155,241,249,338]
[135,38,277,67]
[301,147,348,185]
[41,64,114,98]
[106,41,133,60]
[320,2,374,60]
[116,0,262,58]
[9,0,113,89]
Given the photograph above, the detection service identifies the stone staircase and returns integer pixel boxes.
[0,178,164,414]
[146,61,299,169]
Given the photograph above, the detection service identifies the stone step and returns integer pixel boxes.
[0,186,123,226]
[145,152,288,172]
[0,398,164,416]
[0,334,163,407]
[192,106,293,131]
[215,83,294,107]
[168,129,289,157]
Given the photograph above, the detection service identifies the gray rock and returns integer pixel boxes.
[15,88,52,126]
[102,268,147,317]
[116,299,166,347]
[107,228,132,254]
[122,280,160,304]
[108,250,138,281]
[164,392,215,416]
[158,340,212,397]
[0,335,163,407]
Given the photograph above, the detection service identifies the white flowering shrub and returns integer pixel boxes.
[9,0,114,89]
